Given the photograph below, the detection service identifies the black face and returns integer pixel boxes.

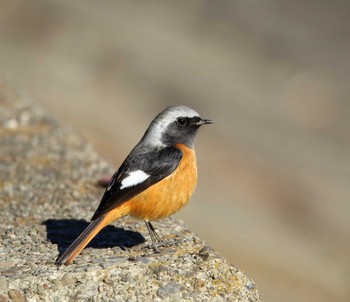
[175,116,202,128]
[161,116,203,147]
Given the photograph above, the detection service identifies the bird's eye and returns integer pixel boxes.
[176,117,187,127]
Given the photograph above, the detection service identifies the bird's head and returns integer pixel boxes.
[144,105,214,148]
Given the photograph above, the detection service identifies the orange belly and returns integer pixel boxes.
[126,144,197,221]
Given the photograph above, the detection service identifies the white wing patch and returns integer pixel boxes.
[120,170,150,189]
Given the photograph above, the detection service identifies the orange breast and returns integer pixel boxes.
[127,144,197,221]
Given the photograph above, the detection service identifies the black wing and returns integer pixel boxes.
[91,146,183,221]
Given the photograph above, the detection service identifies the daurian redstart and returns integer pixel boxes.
[56,105,213,265]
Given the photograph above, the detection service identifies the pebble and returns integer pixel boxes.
[103,277,114,285]
[151,265,169,276]
[198,246,211,261]
[4,119,18,129]
[246,282,256,290]
[7,289,25,302]
[156,282,183,298]
[0,277,8,291]
[61,273,76,286]
[0,294,8,302]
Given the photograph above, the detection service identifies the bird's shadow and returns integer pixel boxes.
[43,219,146,255]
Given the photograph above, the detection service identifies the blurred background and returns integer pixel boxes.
[0,1,349,301]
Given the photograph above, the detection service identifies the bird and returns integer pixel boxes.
[55,105,213,265]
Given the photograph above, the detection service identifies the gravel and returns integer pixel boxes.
[0,83,260,301]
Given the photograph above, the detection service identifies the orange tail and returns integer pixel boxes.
[55,207,128,265]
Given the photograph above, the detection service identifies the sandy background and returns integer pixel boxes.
[0,1,349,301]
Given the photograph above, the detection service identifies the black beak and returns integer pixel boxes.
[198,118,214,126]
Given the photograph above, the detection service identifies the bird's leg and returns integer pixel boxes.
[145,221,162,253]
[144,221,183,253]
[147,221,162,242]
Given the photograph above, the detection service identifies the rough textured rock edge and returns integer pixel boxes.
[0,83,260,301]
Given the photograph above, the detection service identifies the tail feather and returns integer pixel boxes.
[55,216,107,265]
